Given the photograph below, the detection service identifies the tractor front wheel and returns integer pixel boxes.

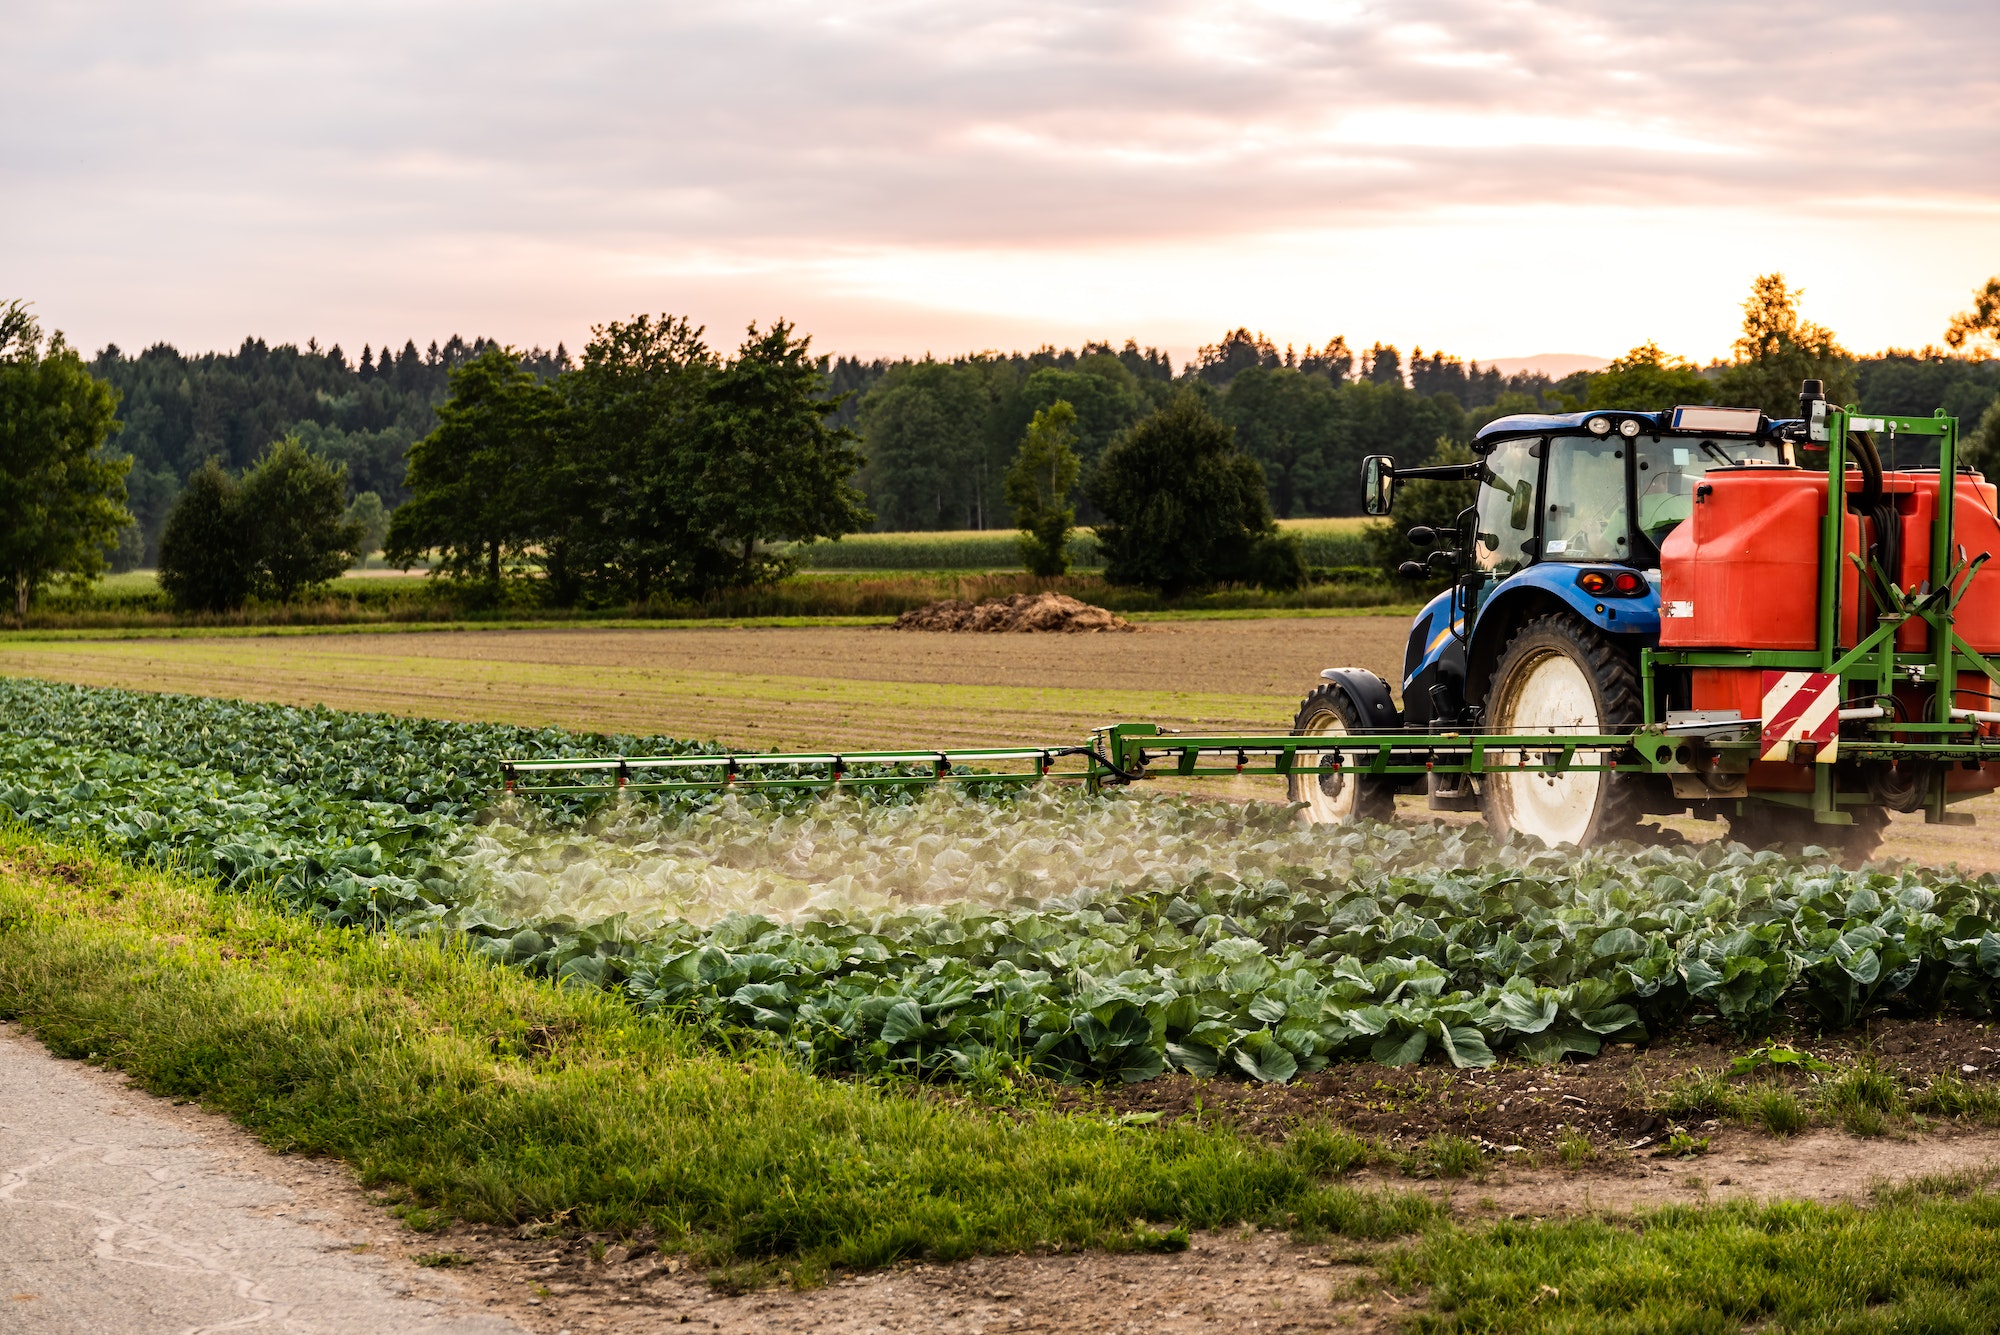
[1289,683,1396,825]
[1481,613,1644,849]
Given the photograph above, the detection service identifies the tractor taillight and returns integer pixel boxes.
[1577,569,1647,598]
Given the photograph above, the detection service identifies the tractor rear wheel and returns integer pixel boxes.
[1481,613,1644,849]
[1727,803,1888,865]
[1289,683,1396,825]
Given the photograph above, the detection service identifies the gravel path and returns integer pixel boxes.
[0,1024,522,1335]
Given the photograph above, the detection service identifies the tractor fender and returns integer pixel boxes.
[1465,566,1659,705]
[1315,667,1403,731]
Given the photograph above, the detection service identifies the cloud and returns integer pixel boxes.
[3,0,1996,359]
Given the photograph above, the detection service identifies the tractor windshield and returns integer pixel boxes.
[1542,435,1630,562]
[1634,435,1786,549]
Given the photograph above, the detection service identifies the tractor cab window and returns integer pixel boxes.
[1475,437,1538,574]
[1634,435,1786,550]
[1542,434,1629,562]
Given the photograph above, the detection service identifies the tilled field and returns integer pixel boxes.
[0,615,1408,752]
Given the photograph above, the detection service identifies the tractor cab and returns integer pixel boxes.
[1361,405,1790,730]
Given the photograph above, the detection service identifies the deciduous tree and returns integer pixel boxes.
[386,347,561,588]
[0,301,129,616]
[157,459,253,613]
[240,435,364,601]
[1088,392,1303,595]
[1584,343,1711,411]
[690,321,871,586]
[1946,276,2000,356]
[1717,274,1855,415]
[1005,400,1081,577]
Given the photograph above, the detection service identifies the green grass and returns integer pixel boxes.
[1390,1176,2000,1333]
[785,519,1377,572]
[12,565,1411,632]
[0,828,1437,1278]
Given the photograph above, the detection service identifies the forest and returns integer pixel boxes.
[73,283,2000,563]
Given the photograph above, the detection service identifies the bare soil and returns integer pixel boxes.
[892,592,1136,633]
[1057,1016,2000,1153]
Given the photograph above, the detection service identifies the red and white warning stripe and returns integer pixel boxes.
[1760,671,1840,763]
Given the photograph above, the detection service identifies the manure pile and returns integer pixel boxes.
[892,591,1134,633]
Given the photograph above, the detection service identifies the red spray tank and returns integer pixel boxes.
[1658,466,2000,793]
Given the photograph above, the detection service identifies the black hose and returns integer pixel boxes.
[1849,431,1900,606]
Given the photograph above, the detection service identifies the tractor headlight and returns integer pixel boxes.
[1618,418,1641,438]
[1586,416,1612,436]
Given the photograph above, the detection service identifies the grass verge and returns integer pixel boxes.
[1391,1173,2000,1333]
[0,828,1434,1280]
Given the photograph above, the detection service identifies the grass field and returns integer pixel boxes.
[786,517,1377,571]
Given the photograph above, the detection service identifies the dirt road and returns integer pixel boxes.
[0,1023,520,1334]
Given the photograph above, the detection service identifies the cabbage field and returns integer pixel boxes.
[5,676,2000,1085]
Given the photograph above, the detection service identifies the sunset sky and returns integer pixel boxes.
[6,0,1996,368]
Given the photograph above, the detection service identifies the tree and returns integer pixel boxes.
[240,435,364,601]
[386,347,561,587]
[857,360,994,529]
[688,321,872,587]
[1005,400,1081,576]
[1088,392,1303,595]
[557,315,716,601]
[1716,273,1854,415]
[1946,276,2000,355]
[344,491,389,565]
[1583,342,1711,411]
[0,301,130,616]
[1967,398,2000,481]
[157,459,254,613]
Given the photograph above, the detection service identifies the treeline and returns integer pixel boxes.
[79,291,2000,564]
[825,333,1574,530]
[89,335,568,563]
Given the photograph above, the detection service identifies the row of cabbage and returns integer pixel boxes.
[5,676,2000,1083]
[464,816,2000,1081]
[0,676,710,925]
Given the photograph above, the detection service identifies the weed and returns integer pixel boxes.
[1751,1084,1810,1136]
[1127,1225,1191,1253]
[1284,1121,1373,1178]
[1910,1075,2000,1123]
[1815,1058,1904,1137]
[1556,1128,1597,1169]
[1730,1045,1832,1077]
[1659,1067,1739,1121]
[1408,1134,1484,1179]
[1662,1130,1711,1158]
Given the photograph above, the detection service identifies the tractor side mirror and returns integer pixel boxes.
[1405,525,1436,545]
[1363,455,1395,515]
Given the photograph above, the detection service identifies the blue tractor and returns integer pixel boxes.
[1288,401,1799,850]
